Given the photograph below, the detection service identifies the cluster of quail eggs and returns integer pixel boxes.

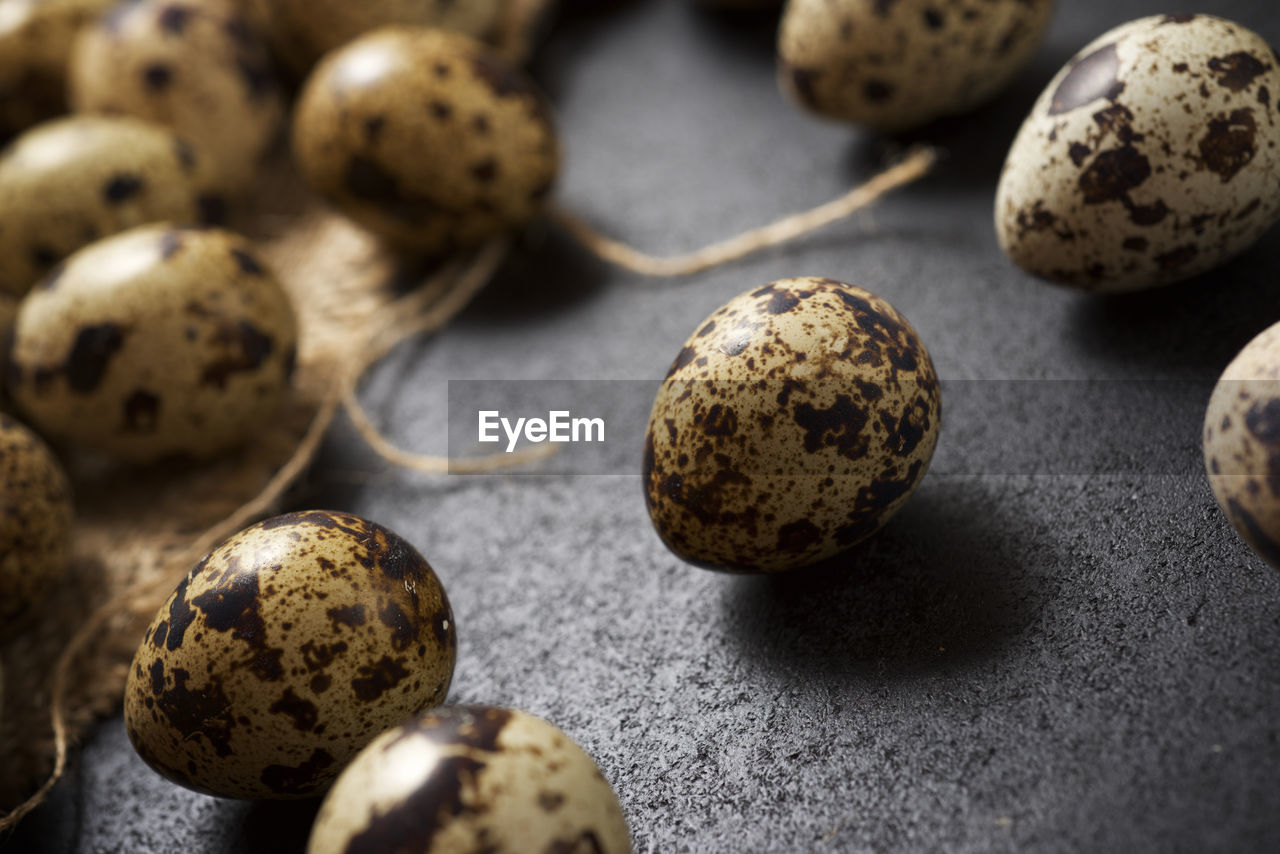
[0,0,624,848]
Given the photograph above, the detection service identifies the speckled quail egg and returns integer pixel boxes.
[0,413,74,633]
[996,14,1280,292]
[1204,323,1280,571]
[307,705,631,854]
[5,223,296,462]
[292,26,559,255]
[241,0,506,75]
[644,277,941,573]
[778,0,1055,131]
[0,0,115,141]
[68,0,282,191]
[125,510,458,800]
[0,115,223,299]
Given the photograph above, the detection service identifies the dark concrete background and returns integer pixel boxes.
[6,0,1280,850]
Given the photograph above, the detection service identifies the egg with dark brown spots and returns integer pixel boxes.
[307,705,631,854]
[0,0,116,142]
[644,277,941,574]
[68,0,282,191]
[241,0,505,76]
[996,14,1280,292]
[1204,323,1280,571]
[0,413,74,633]
[292,26,559,255]
[778,0,1055,131]
[5,224,296,462]
[124,510,458,800]
[0,115,222,299]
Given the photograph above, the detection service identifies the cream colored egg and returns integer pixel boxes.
[996,14,1280,292]
[0,413,74,633]
[292,26,559,255]
[0,115,222,299]
[125,510,458,799]
[307,706,631,854]
[778,0,1055,131]
[241,0,506,75]
[1204,323,1280,570]
[69,0,283,191]
[0,0,115,141]
[644,277,941,573]
[6,224,296,462]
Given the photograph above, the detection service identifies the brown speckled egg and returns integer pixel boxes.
[5,224,296,462]
[644,277,941,574]
[69,0,283,191]
[292,26,559,255]
[0,0,115,141]
[0,115,223,299]
[0,413,73,632]
[778,0,1054,131]
[124,510,458,800]
[996,14,1280,292]
[242,0,505,76]
[307,706,631,854]
[1204,323,1280,571]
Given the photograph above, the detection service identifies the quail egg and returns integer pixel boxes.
[0,115,222,299]
[0,413,74,633]
[69,0,283,191]
[292,26,559,255]
[0,0,115,141]
[644,277,941,573]
[1204,322,1280,571]
[307,705,632,854]
[5,223,297,462]
[996,14,1280,292]
[241,0,506,75]
[125,510,458,799]
[778,0,1055,131]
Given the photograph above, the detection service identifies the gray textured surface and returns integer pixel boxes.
[7,0,1280,851]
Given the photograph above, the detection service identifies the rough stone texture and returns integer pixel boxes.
[6,0,1280,851]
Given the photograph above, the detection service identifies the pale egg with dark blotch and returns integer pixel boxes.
[307,706,631,854]
[644,277,941,574]
[996,14,1280,292]
[125,510,458,800]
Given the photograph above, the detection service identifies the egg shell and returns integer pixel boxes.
[1204,323,1280,571]
[0,0,115,142]
[292,26,559,255]
[0,115,223,299]
[69,0,284,191]
[995,14,1280,292]
[307,705,631,854]
[0,413,74,632]
[5,223,297,462]
[778,0,1055,131]
[644,277,941,574]
[241,0,505,76]
[124,510,458,800]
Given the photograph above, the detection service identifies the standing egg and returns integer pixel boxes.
[307,706,631,854]
[0,413,74,633]
[125,510,458,800]
[995,15,1280,292]
[644,277,941,573]
[69,0,283,191]
[5,224,297,462]
[0,0,115,141]
[778,0,1055,131]
[0,115,222,299]
[1204,323,1280,571]
[292,26,559,255]
[241,0,505,76]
